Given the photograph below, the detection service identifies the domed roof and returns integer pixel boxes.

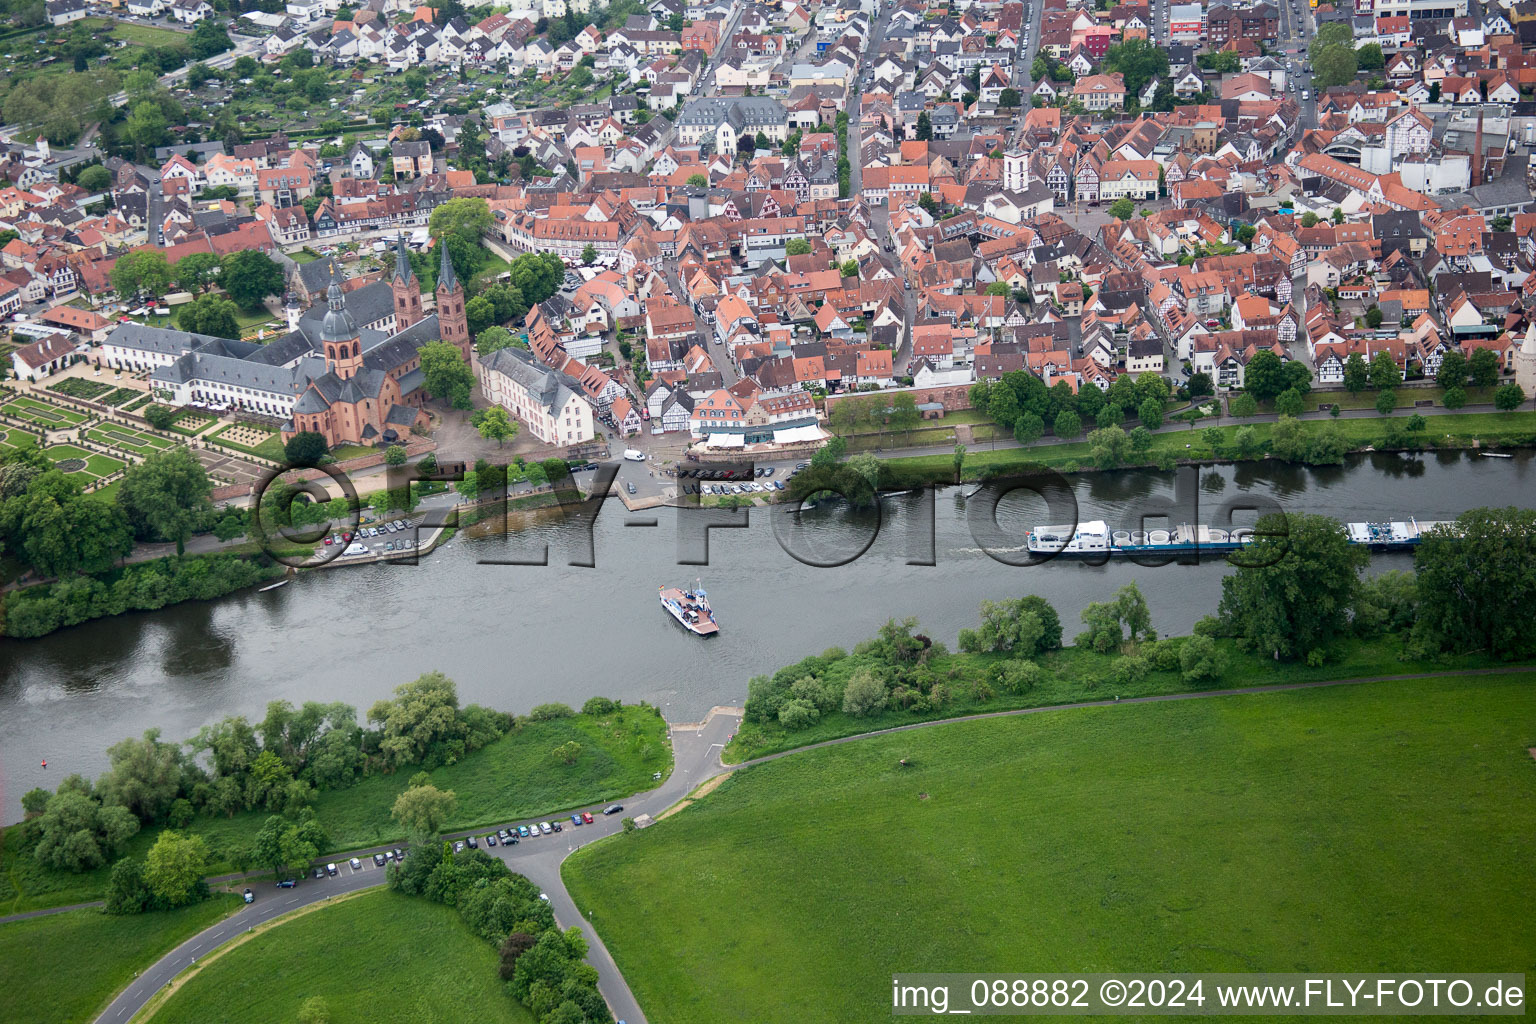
[320,269,358,344]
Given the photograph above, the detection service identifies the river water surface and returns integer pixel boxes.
[3,450,1533,820]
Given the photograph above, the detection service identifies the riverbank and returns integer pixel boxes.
[721,633,1517,763]
[878,408,1536,487]
[0,703,670,915]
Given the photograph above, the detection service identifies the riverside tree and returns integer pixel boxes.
[1216,512,1368,661]
[391,783,458,838]
[116,447,213,555]
[1413,507,1536,659]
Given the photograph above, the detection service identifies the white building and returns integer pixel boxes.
[475,345,595,446]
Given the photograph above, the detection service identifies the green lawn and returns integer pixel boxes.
[0,896,239,1024]
[147,890,533,1024]
[0,425,40,454]
[0,707,670,913]
[85,16,187,47]
[39,443,126,481]
[326,442,381,462]
[565,675,1536,1024]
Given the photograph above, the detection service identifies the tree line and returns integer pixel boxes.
[16,673,513,876]
[0,445,228,586]
[970,367,1187,447]
[746,506,1536,734]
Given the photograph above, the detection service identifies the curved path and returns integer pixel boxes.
[94,710,742,1024]
[93,665,1532,1023]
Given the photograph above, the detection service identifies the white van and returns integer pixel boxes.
[623,449,646,461]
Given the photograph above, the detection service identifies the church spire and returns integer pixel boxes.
[392,233,414,285]
[437,240,459,294]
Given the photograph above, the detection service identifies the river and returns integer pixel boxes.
[3,450,1533,821]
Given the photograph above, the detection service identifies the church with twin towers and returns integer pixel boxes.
[101,234,472,452]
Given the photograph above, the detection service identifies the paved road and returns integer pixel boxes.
[93,710,743,1024]
[0,900,105,926]
[84,656,1536,1022]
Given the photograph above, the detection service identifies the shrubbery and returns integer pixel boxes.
[390,844,611,1023]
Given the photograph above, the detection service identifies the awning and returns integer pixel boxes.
[706,433,745,448]
[773,425,823,444]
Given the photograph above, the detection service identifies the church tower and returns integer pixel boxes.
[391,233,422,330]
[1515,322,1536,399]
[1003,148,1029,193]
[320,270,363,380]
[435,243,470,360]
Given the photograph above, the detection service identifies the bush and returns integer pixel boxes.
[1178,633,1226,681]
[143,404,176,430]
[778,698,820,729]
[549,741,582,766]
[993,660,1042,694]
[581,697,619,715]
[527,703,576,721]
[841,669,889,717]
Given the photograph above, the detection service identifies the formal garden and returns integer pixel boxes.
[0,395,90,430]
[40,443,127,484]
[209,422,286,461]
[166,409,218,437]
[46,377,115,401]
[84,423,179,459]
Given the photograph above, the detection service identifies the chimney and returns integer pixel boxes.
[1471,109,1485,188]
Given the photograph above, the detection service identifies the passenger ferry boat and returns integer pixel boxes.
[1025,518,1450,558]
[659,583,719,636]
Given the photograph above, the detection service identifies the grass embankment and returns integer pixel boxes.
[0,707,670,914]
[0,896,239,1024]
[565,675,1536,1024]
[883,409,1536,487]
[143,889,534,1024]
[723,635,1510,763]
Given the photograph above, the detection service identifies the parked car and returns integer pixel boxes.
[243,888,254,904]
[349,857,362,870]
[466,834,477,848]
[326,862,338,876]
[486,833,497,846]
[540,821,553,834]
[552,822,563,832]
[313,866,326,879]
[626,482,637,494]
[324,535,333,545]
[582,812,594,824]
[604,804,624,815]
[372,852,387,867]
[519,825,531,838]
[571,814,583,825]
[453,841,466,852]
[393,848,405,861]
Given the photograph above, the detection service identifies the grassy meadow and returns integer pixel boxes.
[565,675,1536,1024]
